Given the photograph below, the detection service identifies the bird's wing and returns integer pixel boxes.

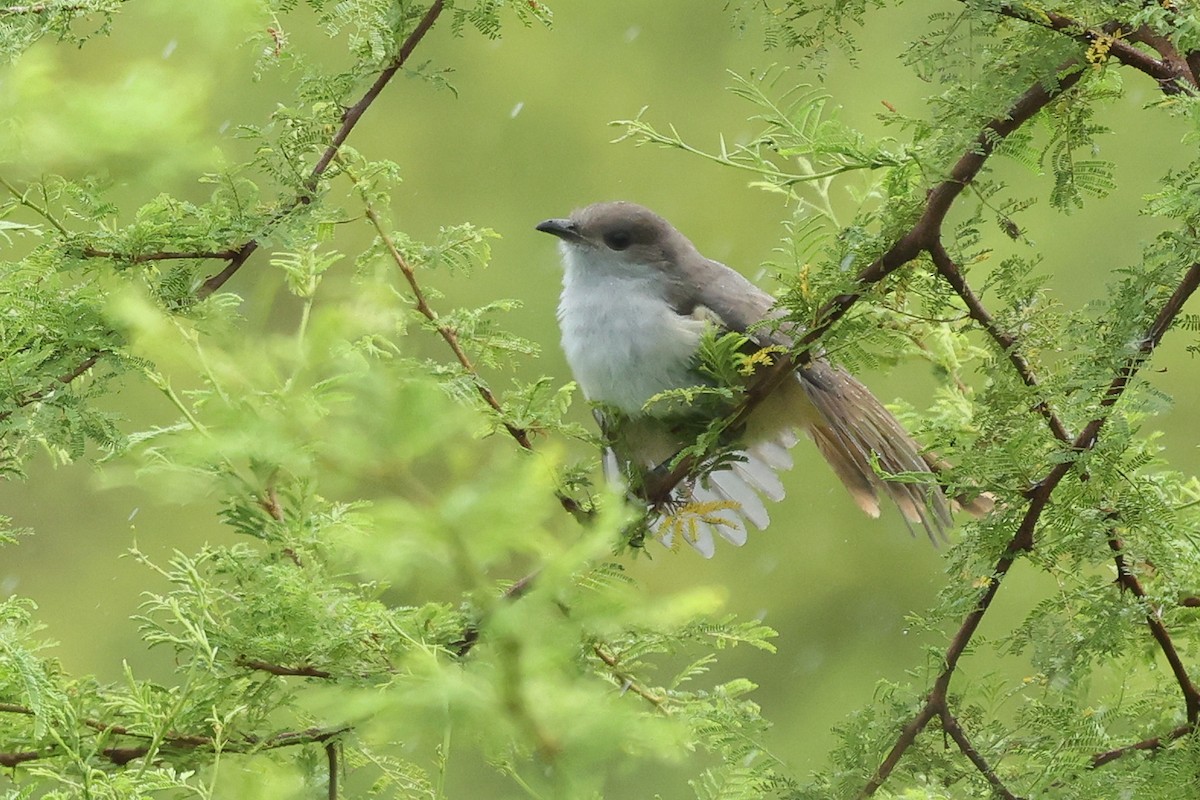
[666,255,955,546]
[662,257,790,347]
[626,257,801,556]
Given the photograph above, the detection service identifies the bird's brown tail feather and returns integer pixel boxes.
[797,361,954,541]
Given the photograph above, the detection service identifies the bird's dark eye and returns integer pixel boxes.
[603,230,632,251]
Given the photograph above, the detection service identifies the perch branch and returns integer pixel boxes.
[644,60,1086,506]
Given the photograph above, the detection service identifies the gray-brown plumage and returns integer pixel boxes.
[538,200,970,556]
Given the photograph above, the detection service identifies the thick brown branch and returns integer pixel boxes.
[860,551,1016,797]
[0,750,41,767]
[988,4,1197,94]
[1128,24,1198,90]
[326,740,339,800]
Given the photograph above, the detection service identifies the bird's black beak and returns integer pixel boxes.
[535,217,583,243]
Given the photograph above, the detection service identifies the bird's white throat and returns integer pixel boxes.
[556,244,707,416]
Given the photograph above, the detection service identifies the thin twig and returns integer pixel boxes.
[0,701,349,767]
[0,3,90,13]
[1090,723,1194,768]
[0,350,107,422]
[197,0,447,299]
[82,248,241,263]
[3,1,448,412]
[929,242,1073,445]
[235,657,333,679]
[591,642,670,712]
[355,180,587,520]
[360,201,533,450]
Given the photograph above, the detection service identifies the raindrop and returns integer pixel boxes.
[624,26,640,43]
[162,39,177,59]
[510,101,524,119]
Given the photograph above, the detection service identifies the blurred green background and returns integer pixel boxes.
[2,0,1197,791]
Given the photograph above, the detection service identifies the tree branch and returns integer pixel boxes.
[81,247,241,263]
[197,0,446,299]
[235,656,334,679]
[860,258,1200,796]
[4,1,448,411]
[360,199,534,451]
[930,241,1073,446]
[1090,723,1194,768]
[1109,535,1200,722]
[591,642,670,712]
[326,739,340,800]
[987,3,1198,94]
[644,60,1087,506]
[0,350,107,422]
[0,3,90,15]
[939,708,1022,800]
[0,699,349,768]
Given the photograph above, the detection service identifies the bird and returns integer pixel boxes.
[537,200,974,557]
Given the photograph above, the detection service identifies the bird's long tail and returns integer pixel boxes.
[652,360,989,556]
[796,360,952,541]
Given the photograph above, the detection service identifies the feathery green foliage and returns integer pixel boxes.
[4,1,1200,799]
